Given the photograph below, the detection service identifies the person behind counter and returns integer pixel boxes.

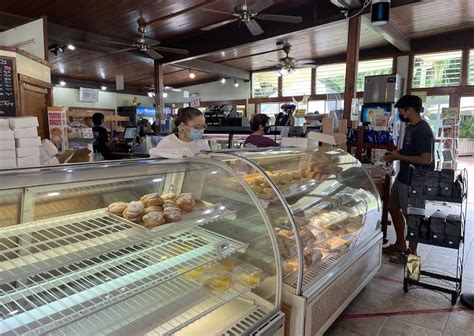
[244,114,279,148]
[92,112,114,160]
[149,107,210,158]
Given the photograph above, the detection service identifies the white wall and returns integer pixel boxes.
[0,18,45,59]
[165,80,250,104]
[52,87,155,111]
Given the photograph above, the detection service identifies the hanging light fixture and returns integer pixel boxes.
[233,79,240,88]
[371,0,390,25]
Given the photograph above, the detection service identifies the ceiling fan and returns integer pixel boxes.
[201,0,302,36]
[104,17,189,59]
[275,43,317,75]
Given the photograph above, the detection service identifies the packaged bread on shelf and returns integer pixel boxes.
[318,237,350,251]
[208,259,236,272]
[107,202,129,216]
[183,266,206,281]
[203,272,233,293]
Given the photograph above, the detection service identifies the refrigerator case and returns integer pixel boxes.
[0,159,284,335]
[207,148,382,335]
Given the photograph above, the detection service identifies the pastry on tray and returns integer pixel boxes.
[122,201,145,223]
[140,193,164,207]
[107,202,129,216]
[175,193,195,212]
[163,206,182,222]
[142,211,166,228]
[144,205,163,214]
[161,192,178,201]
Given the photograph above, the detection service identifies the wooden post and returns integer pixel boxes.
[154,60,164,132]
[343,16,361,121]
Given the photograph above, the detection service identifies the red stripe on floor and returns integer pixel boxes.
[339,306,472,320]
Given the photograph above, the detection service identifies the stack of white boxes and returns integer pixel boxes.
[0,119,16,169]
[10,117,41,168]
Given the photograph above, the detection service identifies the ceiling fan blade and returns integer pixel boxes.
[245,19,264,36]
[256,14,302,24]
[144,38,161,47]
[108,47,137,54]
[145,48,164,59]
[297,64,317,68]
[200,7,234,15]
[153,46,189,55]
[250,0,274,13]
[102,40,135,47]
[201,18,239,31]
[297,59,317,65]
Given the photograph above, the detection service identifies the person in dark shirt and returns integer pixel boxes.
[383,95,435,262]
[92,112,112,159]
[244,113,279,148]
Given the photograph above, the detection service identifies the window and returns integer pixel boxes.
[460,97,474,139]
[260,103,280,123]
[468,49,474,85]
[316,63,346,94]
[282,68,312,97]
[412,51,462,88]
[308,100,326,114]
[252,71,279,98]
[357,58,393,91]
[423,95,450,137]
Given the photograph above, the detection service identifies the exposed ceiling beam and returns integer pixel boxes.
[361,15,411,52]
[173,59,250,80]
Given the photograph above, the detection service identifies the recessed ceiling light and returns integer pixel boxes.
[220,78,226,84]
[67,44,75,50]
[59,80,66,86]
[189,72,196,79]
[100,85,107,91]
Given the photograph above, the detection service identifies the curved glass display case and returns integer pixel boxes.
[208,147,381,296]
[0,159,283,335]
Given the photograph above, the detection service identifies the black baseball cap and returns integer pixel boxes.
[395,95,423,113]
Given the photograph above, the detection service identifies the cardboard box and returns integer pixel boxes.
[0,127,14,140]
[17,155,41,168]
[0,150,16,159]
[9,116,39,129]
[13,127,38,139]
[0,119,9,128]
[0,140,15,150]
[16,146,40,158]
[0,158,16,169]
[15,137,41,148]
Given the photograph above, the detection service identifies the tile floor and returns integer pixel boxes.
[325,157,474,336]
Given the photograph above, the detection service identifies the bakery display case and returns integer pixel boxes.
[207,148,383,335]
[0,159,285,335]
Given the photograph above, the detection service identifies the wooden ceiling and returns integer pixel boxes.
[1,0,474,89]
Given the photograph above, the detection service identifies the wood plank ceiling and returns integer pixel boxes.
[1,0,473,88]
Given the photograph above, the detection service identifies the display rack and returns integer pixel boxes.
[403,169,468,305]
[0,208,246,335]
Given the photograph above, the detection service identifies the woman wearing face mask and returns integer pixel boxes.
[149,107,210,158]
[244,113,279,148]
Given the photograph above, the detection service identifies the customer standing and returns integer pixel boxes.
[244,113,279,148]
[92,112,113,160]
[149,107,210,158]
[383,95,435,262]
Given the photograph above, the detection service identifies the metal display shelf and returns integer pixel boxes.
[0,208,246,335]
[49,276,261,336]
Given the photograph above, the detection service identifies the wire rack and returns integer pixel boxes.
[50,277,260,336]
[0,208,245,335]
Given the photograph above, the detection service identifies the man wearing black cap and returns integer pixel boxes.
[383,94,435,262]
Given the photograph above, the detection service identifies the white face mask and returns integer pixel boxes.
[188,128,204,140]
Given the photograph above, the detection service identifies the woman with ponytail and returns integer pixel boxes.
[149,107,210,158]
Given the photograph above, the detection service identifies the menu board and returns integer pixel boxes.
[0,57,16,117]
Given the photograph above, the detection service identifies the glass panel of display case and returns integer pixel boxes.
[0,159,281,335]
[211,148,381,294]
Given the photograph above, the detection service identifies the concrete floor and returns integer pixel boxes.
[325,157,474,336]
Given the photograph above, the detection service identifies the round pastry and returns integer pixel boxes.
[164,207,182,222]
[262,187,273,197]
[163,199,178,209]
[291,171,301,180]
[123,201,145,222]
[144,205,163,214]
[140,193,164,207]
[161,192,177,201]
[107,202,129,216]
[142,211,166,228]
[175,193,195,212]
